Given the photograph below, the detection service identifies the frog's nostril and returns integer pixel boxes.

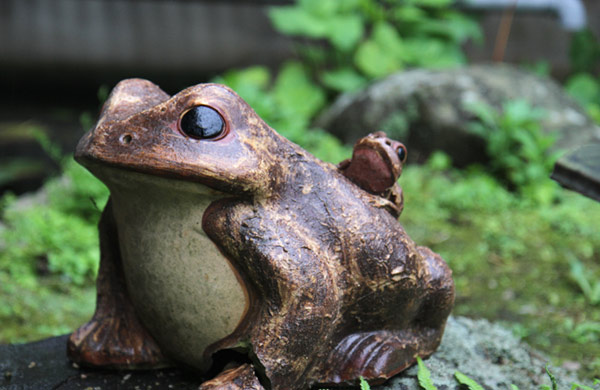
[120,134,133,145]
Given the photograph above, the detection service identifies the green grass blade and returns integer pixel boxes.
[454,371,484,390]
[417,356,438,390]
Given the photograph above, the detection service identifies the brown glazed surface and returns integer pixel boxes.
[67,79,455,390]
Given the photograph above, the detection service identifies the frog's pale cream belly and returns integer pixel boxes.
[100,169,247,371]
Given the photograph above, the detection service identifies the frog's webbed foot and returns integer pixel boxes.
[67,199,170,369]
[200,364,265,390]
[68,304,168,369]
[318,248,453,386]
[320,330,420,386]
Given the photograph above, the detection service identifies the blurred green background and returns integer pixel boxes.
[1,0,599,381]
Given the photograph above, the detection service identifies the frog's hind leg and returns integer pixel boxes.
[67,199,170,369]
[319,247,454,386]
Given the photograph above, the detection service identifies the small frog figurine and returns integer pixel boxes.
[68,79,454,390]
[339,131,407,218]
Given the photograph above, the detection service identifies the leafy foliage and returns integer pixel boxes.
[569,29,600,75]
[465,99,561,203]
[269,0,481,92]
[565,73,600,124]
[0,157,108,341]
[569,258,600,305]
[566,29,600,124]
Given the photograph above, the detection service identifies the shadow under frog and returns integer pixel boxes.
[68,79,454,390]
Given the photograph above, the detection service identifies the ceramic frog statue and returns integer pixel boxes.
[339,131,407,218]
[68,79,454,390]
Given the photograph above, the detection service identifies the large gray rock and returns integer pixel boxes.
[317,65,600,166]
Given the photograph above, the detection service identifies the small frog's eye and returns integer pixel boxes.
[397,144,407,163]
[179,106,225,140]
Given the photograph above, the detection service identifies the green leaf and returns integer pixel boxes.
[393,6,427,24]
[321,67,367,92]
[565,73,600,108]
[268,7,328,38]
[354,22,406,78]
[414,13,483,44]
[503,100,544,124]
[464,101,498,128]
[359,376,371,390]
[454,371,484,390]
[212,67,276,124]
[326,15,364,51]
[215,66,271,91]
[273,62,326,121]
[510,385,520,390]
[372,21,406,60]
[298,0,339,17]
[404,37,466,68]
[569,29,600,74]
[417,356,438,390]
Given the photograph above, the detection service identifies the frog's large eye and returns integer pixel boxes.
[397,144,407,163]
[179,106,225,140]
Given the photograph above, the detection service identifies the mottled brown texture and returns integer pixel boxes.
[69,79,455,390]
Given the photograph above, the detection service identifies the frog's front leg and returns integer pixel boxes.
[67,198,170,369]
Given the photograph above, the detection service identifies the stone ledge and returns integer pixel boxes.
[0,317,588,390]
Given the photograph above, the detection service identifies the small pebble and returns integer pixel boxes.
[28,361,36,368]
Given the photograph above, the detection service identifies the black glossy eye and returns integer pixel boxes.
[397,145,407,163]
[180,106,224,139]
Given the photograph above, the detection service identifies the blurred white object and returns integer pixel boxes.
[458,0,587,31]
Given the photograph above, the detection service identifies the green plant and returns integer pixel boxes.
[0,160,107,288]
[417,356,438,390]
[565,73,600,124]
[269,0,481,92]
[465,99,560,202]
[566,28,600,124]
[569,257,600,305]
[569,29,600,75]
